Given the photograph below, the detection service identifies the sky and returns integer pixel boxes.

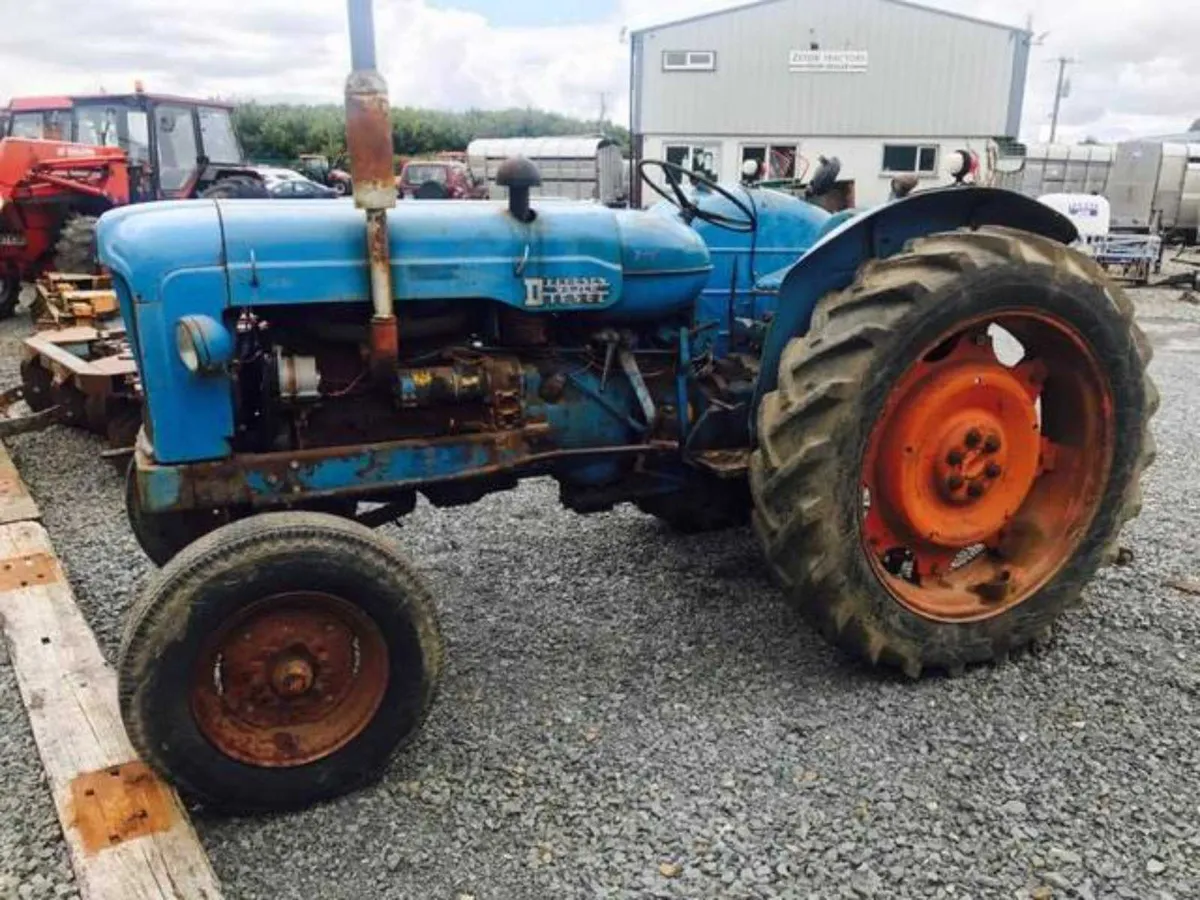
[0,0,1196,144]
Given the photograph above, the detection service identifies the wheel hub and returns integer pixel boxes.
[190,592,389,767]
[873,344,1041,548]
[860,317,1115,623]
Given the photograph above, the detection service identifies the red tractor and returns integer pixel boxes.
[0,90,265,317]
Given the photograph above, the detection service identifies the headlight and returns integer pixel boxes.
[175,315,233,375]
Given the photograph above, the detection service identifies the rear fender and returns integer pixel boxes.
[751,187,1078,423]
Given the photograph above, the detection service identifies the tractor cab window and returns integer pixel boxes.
[9,112,46,139]
[155,105,199,193]
[75,105,121,147]
[197,107,241,163]
[126,111,150,164]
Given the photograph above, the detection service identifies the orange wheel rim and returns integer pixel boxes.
[861,311,1114,622]
[190,592,389,767]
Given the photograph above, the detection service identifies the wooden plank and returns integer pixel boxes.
[0,442,40,524]
[0,518,223,900]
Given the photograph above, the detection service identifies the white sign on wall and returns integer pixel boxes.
[788,49,869,73]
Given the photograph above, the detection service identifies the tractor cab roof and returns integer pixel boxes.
[5,93,235,114]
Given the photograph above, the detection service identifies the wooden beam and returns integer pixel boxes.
[0,442,39,524]
[0,518,223,899]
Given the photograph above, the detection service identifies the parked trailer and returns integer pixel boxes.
[1107,141,1191,235]
[998,141,1200,245]
[994,143,1113,198]
[467,136,628,207]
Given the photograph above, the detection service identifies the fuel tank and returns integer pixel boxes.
[98,197,713,322]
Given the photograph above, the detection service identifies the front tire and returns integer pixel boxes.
[751,227,1157,676]
[118,512,444,812]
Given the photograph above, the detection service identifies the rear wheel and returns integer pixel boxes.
[0,273,19,319]
[636,477,751,533]
[414,180,449,200]
[118,512,443,812]
[53,215,99,274]
[199,176,269,199]
[751,227,1157,675]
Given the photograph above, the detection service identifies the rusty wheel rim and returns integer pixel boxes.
[860,311,1114,622]
[190,592,389,767]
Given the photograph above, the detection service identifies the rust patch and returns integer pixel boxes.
[0,553,60,591]
[68,762,178,855]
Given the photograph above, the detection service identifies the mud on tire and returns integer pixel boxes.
[118,512,444,812]
[750,226,1157,676]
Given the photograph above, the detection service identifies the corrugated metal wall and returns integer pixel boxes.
[634,0,1023,138]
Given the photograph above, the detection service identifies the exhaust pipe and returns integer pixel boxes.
[345,0,398,375]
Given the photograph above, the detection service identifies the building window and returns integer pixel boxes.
[741,145,799,180]
[665,144,720,182]
[663,50,716,72]
[882,144,939,175]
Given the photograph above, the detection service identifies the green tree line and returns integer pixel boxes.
[234,103,629,164]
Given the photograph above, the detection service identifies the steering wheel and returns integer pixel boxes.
[638,160,757,233]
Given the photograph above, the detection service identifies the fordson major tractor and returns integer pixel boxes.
[101,0,1156,812]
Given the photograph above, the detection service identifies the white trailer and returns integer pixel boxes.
[466,136,629,207]
[994,143,1113,198]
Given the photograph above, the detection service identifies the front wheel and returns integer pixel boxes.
[118,512,444,812]
[751,227,1157,676]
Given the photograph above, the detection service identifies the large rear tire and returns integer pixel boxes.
[199,176,269,199]
[751,227,1157,676]
[118,512,444,812]
[0,273,20,319]
[53,215,99,274]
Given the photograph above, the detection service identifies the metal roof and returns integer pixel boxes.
[631,0,1027,37]
[466,135,618,159]
[1142,131,1200,143]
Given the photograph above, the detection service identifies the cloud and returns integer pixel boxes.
[1,0,1197,143]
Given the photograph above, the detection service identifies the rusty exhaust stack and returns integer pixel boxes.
[345,0,398,376]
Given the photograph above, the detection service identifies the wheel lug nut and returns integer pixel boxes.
[946,450,964,466]
[946,475,965,491]
[967,482,985,498]
[983,434,1001,453]
[985,462,1002,479]
[964,429,982,448]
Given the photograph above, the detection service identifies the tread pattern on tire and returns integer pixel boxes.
[750,226,1157,677]
[118,511,444,810]
[53,215,99,275]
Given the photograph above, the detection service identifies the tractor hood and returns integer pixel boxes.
[98,198,712,321]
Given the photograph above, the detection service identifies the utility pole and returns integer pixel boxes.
[1049,56,1075,143]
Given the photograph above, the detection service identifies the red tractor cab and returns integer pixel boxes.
[0,91,264,316]
[397,159,488,200]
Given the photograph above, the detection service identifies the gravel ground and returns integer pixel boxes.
[1,271,1198,900]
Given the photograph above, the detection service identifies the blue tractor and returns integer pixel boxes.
[103,2,1155,812]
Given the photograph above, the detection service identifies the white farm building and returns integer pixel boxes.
[629,0,1033,207]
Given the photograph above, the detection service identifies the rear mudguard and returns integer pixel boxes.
[751,187,1078,423]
